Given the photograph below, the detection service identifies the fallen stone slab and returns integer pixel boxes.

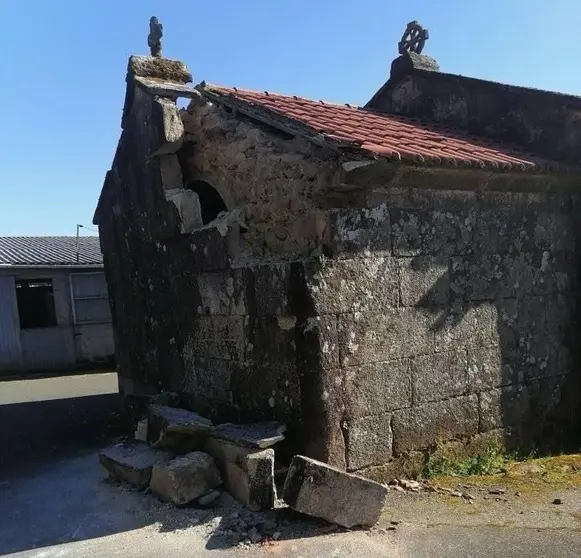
[148,405,213,453]
[99,442,172,488]
[150,451,222,505]
[205,437,275,511]
[210,421,286,449]
[283,455,388,528]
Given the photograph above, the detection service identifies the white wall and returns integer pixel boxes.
[0,267,114,372]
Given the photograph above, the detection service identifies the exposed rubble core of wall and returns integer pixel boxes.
[96,55,580,481]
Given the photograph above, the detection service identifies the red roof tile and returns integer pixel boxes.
[202,85,567,173]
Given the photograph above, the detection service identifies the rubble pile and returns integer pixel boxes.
[99,396,389,530]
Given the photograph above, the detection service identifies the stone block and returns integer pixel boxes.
[150,451,222,505]
[392,395,479,453]
[249,263,291,316]
[304,258,398,313]
[534,212,575,252]
[204,437,275,510]
[343,359,412,419]
[128,55,192,83]
[478,386,530,432]
[345,412,393,471]
[99,442,172,488]
[190,316,245,360]
[134,419,148,442]
[434,302,497,352]
[466,346,508,391]
[196,270,247,315]
[338,309,435,366]
[391,208,473,257]
[451,253,574,302]
[449,254,530,301]
[230,362,301,422]
[244,316,296,365]
[327,205,390,257]
[210,422,286,449]
[472,208,535,254]
[181,356,239,407]
[283,455,389,528]
[148,405,213,452]
[412,349,468,404]
[399,256,450,307]
[296,315,340,369]
[186,227,230,272]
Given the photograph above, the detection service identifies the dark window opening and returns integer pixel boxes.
[15,279,57,329]
[186,180,228,225]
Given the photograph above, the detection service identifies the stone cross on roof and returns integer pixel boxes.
[398,20,429,55]
[148,16,163,58]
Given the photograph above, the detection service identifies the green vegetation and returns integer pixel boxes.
[422,443,518,478]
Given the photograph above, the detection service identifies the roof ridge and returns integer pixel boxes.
[202,83,360,110]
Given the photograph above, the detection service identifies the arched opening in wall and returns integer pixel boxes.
[185,180,228,225]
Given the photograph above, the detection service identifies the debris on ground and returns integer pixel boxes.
[283,455,388,528]
[150,451,222,505]
[99,441,172,488]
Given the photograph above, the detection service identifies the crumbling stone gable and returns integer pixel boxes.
[96,55,581,478]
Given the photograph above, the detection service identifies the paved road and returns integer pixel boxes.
[0,374,122,480]
[0,372,118,404]
[1,374,580,558]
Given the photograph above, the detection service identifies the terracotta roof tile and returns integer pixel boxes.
[203,85,569,173]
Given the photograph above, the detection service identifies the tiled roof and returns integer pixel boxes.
[0,237,103,266]
[202,85,566,173]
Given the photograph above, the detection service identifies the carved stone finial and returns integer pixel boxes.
[398,20,429,55]
[148,16,163,58]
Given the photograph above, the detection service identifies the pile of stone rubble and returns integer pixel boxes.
[99,401,389,529]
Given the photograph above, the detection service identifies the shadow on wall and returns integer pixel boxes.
[413,254,581,456]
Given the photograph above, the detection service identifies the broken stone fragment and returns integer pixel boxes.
[134,419,148,442]
[150,451,222,505]
[148,405,213,453]
[283,455,389,528]
[205,437,275,511]
[210,421,286,449]
[197,489,221,507]
[99,442,172,488]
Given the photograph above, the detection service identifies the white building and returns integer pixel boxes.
[0,236,115,373]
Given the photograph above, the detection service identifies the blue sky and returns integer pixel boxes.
[1,0,580,236]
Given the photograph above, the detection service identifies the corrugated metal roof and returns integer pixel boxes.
[0,236,103,266]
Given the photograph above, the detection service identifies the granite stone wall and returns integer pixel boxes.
[303,187,580,472]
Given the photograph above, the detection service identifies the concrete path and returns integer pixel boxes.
[0,372,118,404]
[1,373,580,557]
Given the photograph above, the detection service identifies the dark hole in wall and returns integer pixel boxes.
[15,279,57,329]
[185,180,228,225]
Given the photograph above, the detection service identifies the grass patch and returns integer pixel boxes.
[422,442,518,478]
